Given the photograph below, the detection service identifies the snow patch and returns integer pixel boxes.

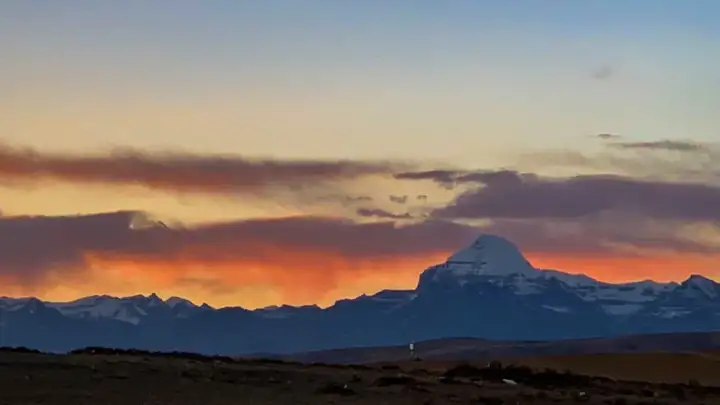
[602,304,644,315]
[542,305,571,313]
[656,307,693,319]
[434,235,538,280]
[166,296,196,308]
[685,275,718,299]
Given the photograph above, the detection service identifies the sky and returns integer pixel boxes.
[1,1,719,309]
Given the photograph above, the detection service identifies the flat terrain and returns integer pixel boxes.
[286,332,720,365]
[1,349,720,404]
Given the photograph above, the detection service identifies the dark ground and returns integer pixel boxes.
[1,349,719,404]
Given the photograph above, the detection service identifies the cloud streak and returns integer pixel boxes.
[356,208,413,219]
[607,140,712,153]
[513,139,720,186]
[0,212,478,303]
[591,66,614,80]
[431,170,720,222]
[0,142,408,195]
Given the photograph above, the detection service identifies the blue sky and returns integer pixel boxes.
[2,1,718,160]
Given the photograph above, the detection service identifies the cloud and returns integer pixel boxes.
[356,208,413,220]
[316,194,374,205]
[395,168,535,189]
[477,215,719,257]
[389,195,408,204]
[592,66,613,80]
[0,211,477,304]
[607,140,712,153]
[514,142,720,185]
[0,142,408,195]
[595,133,622,140]
[394,169,461,185]
[0,212,478,276]
[432,170,720,222]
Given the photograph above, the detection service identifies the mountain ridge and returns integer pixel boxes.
[0,234,718,354]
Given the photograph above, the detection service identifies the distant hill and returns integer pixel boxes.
[279,331,720,364]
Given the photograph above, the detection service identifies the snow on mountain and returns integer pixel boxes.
[0,294,207,325]
[435,234,538,279]
[418,234,711,317]
[254,304,322,319]
[47,295,146,324]
[166,296,196,308]
[363,289,417,303]
[0,297,33,311]
[681,275,719,299]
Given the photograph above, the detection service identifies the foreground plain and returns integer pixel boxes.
[1,349,720,404]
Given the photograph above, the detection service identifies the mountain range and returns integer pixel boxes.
[1,234,719,355]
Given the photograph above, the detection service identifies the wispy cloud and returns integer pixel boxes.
[0,211,478,304]
[595,133,622,140]
[388,195,408,204]
[607,140,712,153]
[356,208,413,219]
[0,142,410,195]
[591,66,614,80]
[514,138,720,184]
[0,211,474,281]
[431,170,720,222]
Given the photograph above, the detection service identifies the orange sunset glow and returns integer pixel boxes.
[0,238,716,310]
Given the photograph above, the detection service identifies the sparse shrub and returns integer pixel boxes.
[380,364,400,371]
[69,347,236,364]
[180,368,205,381]
[373,374,419,387]
[444,362,551,385]
[0,346,42,354]
[487,360,502,370]
[524,368,592,389]
[640,388,657,398]
[474,395,504,405]
[574,391,590,402]
[672,387,687,401]
[443,363,487,379]
[211,369,238,384]
[502,364,534,381]
[248,357,287,365]
[315,382,356,396]
[612,398,628,405]
[438,375,463,384]
[348,364,371,371]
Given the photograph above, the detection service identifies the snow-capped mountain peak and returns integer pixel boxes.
[436,234,537,279]
[680,274,719,299]
[166,296,196,308]
[414,234,704,318]
[0,293,209,325]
